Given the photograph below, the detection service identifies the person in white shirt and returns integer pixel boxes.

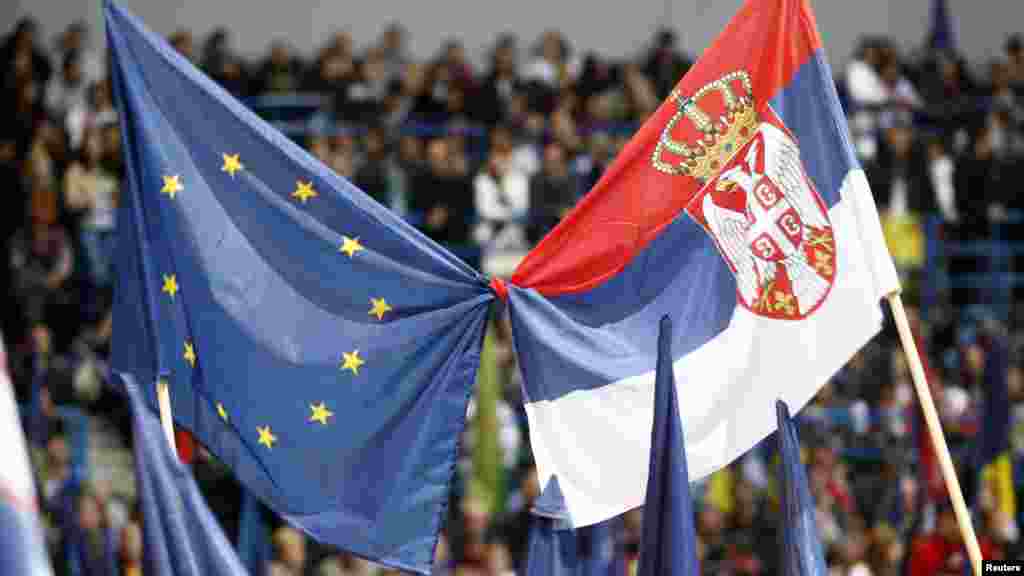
[473,144,529,252]
[44,52,88,122]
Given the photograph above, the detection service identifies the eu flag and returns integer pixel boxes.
[121,374,248,575]
[637,316,699,576]
[776,401,827,575]
[105,2,493,573]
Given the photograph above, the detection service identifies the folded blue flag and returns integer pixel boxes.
[777,400,827,575]
[525,514,579,576]
[122,374,248,575]
[637,316,700,576]
[105,2,493,572]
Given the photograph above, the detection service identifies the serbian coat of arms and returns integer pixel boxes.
[651,70,836,320]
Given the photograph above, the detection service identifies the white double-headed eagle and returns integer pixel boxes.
[702,123,831,315]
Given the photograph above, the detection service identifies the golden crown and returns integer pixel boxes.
[651,70,758,183]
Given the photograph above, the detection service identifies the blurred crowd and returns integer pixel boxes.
[3,11,1024,576]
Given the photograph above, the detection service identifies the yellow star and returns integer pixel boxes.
[339,236,364,258]
[309,402,334,426]
[162,274,179,299]
[256,425,276,449]
[369,297,392,321]
[221,153,244,177]
[161,175,183,199]
[292,181,318,204]
[183,340,196,368]
[340,350,364,375]
[216,402,228,422]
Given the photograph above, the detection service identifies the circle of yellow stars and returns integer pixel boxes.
[158,152,399,452]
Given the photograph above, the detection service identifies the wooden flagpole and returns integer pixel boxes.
[156,379,178,454]
[888,293,982,576]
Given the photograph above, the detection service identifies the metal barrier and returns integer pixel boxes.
[922,213,1023,322]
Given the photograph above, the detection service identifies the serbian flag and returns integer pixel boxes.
[506,0,898,527]
[0,340,54,575]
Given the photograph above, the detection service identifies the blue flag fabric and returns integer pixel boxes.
[576,518,626,576]
[105,2,493,573]
[527,477,625,576]
[122,374,249,575]
[776,401,827,576]
[237,488,272,575]
[930,0,956,52]
[525,515,579,576]
[637,316,699,576]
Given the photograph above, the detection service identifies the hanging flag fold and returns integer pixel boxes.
[777,400,828,576]
[506,0,899,526]
[121,374,249,575]
[975,333,1016,532]
[637,316,699,576]
[525,476,625,576]
[106,1,492,572]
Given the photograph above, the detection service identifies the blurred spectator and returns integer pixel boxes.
[574,130,611,198]
[622,61,659,122]
[523,30,577,93]
[0,128,24,243]
[271,526,308,576]
[643,28,692,100]
[376,22,410,83]
[54,22,104,85]
[527,140,574,243]
[53,483,112,576]
[168,29,195,64]
[473,34,519,126]
[258,41,303,94]
[495,466,538,571]
[411,137,474,244]
[202,28,249,97]
[44,51,88,122]
[353,124,402,211]
[576,52,616,104]
[66,79,117,151]
[908,502,1000,575]
[988,59,1024,127]
[1,18,53,90]
[9,200,75,339]
[64,125,118,292]
[1004,35,1024,91]
[846,38,888,108]
[118,521,143,576]
[955,123,1010,239]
